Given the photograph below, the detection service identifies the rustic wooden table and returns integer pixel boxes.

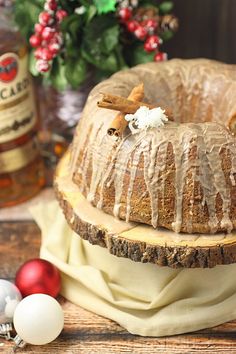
[1,191,236,353]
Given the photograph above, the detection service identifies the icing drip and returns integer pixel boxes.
[171,125,198,233]
[80,124,104,194]
[57,152,236,247]
[125,144,144,222]
[144,136,167,228]
[97,136,128,209]
[87,131,113,203]
[112,134,146,218]
[203,124,233,232]
[69,59,236,234]
[228,137,236,187]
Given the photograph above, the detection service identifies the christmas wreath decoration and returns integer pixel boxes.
[14,0,178,90]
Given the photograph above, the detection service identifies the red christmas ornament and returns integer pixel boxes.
[118,7,132,22]
[15,259,61,298]
[154,52,168,62]
[29,34,41,48]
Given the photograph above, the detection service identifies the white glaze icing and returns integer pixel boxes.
[57,152,236,246]
[69,59,236,234]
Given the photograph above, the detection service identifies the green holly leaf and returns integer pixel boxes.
[81,15,120,72]
[29,51,40,77]
[86,5,97,22]
[65,57,88,89]
[100,25,119,52]
[82,49,118,72]
[93,0,116,14]
[160,30,174,41]
[14,0,43,38]
[50,58,68,91]
[159,1,174,14]
[126,45,154,66]
[60,14,83,42]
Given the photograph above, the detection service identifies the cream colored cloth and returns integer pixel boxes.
[31,201,236,337]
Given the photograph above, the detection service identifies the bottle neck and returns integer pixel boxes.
[0,0,14,7]
[0,3,24,54]
[0,4,17,31]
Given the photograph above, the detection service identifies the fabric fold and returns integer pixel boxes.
[30,201,236,337]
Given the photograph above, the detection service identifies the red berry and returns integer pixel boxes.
[56,9,68,22]
[42,48,54,61]
[126,20,139,32]
[154,52,168,62]
[134,25,148,40]
[42,27,55,41]
[118,7,132,21]
[34,47,53,61]
[144,42,154,52]
[151,35,162,45]
[39,11,53,26]
[52,32,63,45]
[45,0,57,11]
[29,34,41,48]
[34,23,44,35]
[145,19,158,31]
[48,42,60,57]
[144,35,162,52]
[36,59,51,73]
[34,47,43,59]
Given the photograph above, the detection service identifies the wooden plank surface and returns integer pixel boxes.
[0,188,55,222]
[0,221,236,353]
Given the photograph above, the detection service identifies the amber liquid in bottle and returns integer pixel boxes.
[0,9,45,207]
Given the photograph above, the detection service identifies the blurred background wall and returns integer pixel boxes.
[163,0,236,63]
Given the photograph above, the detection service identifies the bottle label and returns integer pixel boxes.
[0,137,39,173]
[0,50,37,144]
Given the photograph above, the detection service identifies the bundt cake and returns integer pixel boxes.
[69,59,236,234]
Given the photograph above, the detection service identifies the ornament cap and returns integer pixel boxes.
[0,323,13,340]
[13,334,27,349]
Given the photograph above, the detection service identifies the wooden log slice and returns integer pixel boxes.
[54,151,236,269]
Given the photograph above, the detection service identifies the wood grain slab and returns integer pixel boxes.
[54,152,236,268]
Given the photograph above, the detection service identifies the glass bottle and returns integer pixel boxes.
[0,3,45,207]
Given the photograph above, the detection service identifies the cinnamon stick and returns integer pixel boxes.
[98,93,174,123]
[106,83,144,137]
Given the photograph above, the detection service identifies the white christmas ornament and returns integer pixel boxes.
[13,294,64,346]
[0,280,22,324]
[125,106,168,134]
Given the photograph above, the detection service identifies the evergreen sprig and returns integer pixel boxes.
[14,0,175,90]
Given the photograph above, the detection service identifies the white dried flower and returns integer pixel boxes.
[75,6,86,15]
[125,106,168,134]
